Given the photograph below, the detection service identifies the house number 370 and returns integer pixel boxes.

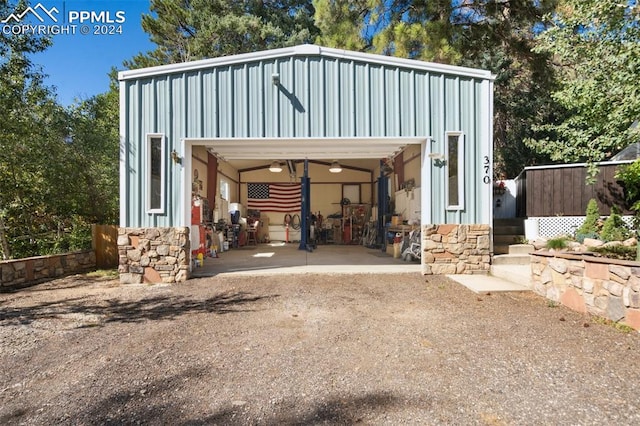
[483,156,491,184]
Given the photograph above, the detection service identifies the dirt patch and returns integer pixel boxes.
[1,272,640,424]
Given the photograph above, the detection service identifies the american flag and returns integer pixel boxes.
[247,183,301,212]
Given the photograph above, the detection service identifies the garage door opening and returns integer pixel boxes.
[182,137,428,275]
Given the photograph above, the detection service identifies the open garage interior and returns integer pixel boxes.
[186,137,426,274]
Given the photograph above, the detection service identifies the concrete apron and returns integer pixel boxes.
[191,242,422,277]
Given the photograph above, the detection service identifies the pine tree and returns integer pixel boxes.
[576,199,600,241]
[126,0,319,68]
[600,205,630,242]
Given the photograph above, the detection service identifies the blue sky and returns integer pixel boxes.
[20,0,155,105]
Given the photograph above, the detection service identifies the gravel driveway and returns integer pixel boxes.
[1,272,640,425]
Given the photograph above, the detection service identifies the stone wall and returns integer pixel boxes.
[421,224,491,275]
[531,251,640,330]
[1,251,96,291]
[118,227,190,284]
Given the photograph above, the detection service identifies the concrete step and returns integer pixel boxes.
[490,264,532,289]
[493,234,525,244]
[493,225,524,235]
[508,244,535,255]
[492,254,531,265]
[494,218,525,227]
[494,244,510,255]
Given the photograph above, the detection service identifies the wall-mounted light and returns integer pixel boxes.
[272,73,280,85]
[329,161,342,173]
[269,161,283,172]
[171,149,182,164]
[429,152,446,168]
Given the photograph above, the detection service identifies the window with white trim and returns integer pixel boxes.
[446,132,464,210]
[147,134,165,213]
[220,178,230,201]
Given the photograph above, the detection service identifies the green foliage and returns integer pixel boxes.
[546,237,569,250]
[576,199,600,237]
[126,0,319,68]
[616,159,640,212]
[591,316,635,333]
[310,0,560,178]
[575,232,599,244]
[0,1,119,259]
[527,0,640,171]
[590,244,637,261]
[313,0,369,51]
[600,206,630,242]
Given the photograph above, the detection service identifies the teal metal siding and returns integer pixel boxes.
[120,47,493,227]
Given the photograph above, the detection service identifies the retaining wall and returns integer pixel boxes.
[118,227,190,284]
[1,251,96,291]
[422,224,491,275]
[531,251,640,330]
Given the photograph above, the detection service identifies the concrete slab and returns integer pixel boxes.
[490,264,532,287]
[192,242,422,277]
[447,274,531,293]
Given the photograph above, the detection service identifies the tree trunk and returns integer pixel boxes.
[0,215,10,260]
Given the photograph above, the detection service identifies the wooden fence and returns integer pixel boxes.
[515,162,634,218]
[91,224,118,269]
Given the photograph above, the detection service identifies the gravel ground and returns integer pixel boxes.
[1,272,640,425]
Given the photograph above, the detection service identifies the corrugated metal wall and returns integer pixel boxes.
[120,50,493,227]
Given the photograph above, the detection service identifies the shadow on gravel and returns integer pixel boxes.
[0,291,276,326]
[78,377,401,426]
[273,392,402,425]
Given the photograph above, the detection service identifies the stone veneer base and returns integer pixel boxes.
[118,227,190,284]
[421,224,491,275]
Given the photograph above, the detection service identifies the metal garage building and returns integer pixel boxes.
[118,44,495,283]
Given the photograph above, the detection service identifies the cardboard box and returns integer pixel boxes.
[391,215,403,226]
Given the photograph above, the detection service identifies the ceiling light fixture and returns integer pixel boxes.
[329,160,342,173]
[269,161,283,172]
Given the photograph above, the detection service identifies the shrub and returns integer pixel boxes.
[576,232,599,244]
[590,244,637,261]
[616,159,640,212]
[600,205,630,242]
[546,236,569,250]
[576,199,600,237]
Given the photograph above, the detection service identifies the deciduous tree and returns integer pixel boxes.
[528,0,640,176]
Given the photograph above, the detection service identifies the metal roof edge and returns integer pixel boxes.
[118,45,302,81]
[118,43,494,82]
[315,45,494,80]
[522,160,635,171]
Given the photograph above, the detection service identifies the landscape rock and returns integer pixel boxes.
[583,238,604,248]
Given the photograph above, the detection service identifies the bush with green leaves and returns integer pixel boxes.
[600,206,630,242]
[616,159,640,212]
[546,236,569,250]
[575,199,600,242]
[590,244,637,261]
[616,158,640,261]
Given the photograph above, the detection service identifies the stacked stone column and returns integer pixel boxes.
[118,227,190,284]
[421,224,491,275]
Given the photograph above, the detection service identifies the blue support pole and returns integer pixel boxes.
[299,159,310,251]
[377,161,388,252]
